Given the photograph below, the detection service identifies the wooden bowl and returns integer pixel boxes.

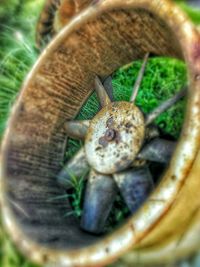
[1,0,200,266]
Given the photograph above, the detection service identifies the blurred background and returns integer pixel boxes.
[0,0,200,266]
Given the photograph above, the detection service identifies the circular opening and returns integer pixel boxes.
[61,56,187,236]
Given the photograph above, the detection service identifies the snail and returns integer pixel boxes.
[1,0,200,267]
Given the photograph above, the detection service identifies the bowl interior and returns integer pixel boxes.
[2,6,183,250]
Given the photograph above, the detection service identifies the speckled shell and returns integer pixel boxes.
[1,0,200,267]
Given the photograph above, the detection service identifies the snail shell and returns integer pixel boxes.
[1,0,200,267]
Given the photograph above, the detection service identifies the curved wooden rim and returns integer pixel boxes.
[1,0,200,266]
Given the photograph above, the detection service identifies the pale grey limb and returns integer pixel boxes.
[130,53,150,103]
[114,166,154,213]
[80,170,117,234]
[94,75,112,107]
[57,148,89,189]
[102,75,114,101]
[138,138,176,164]
[64,120,90,140]
[145,87,187,126]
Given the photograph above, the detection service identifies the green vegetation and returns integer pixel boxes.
[0,218,38,267]
[112,58,186,138]
[0,31,38,136]
[0,1,43,266]
[64,174,87,218]
[0,0,43,139]
[0,0,199,266]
